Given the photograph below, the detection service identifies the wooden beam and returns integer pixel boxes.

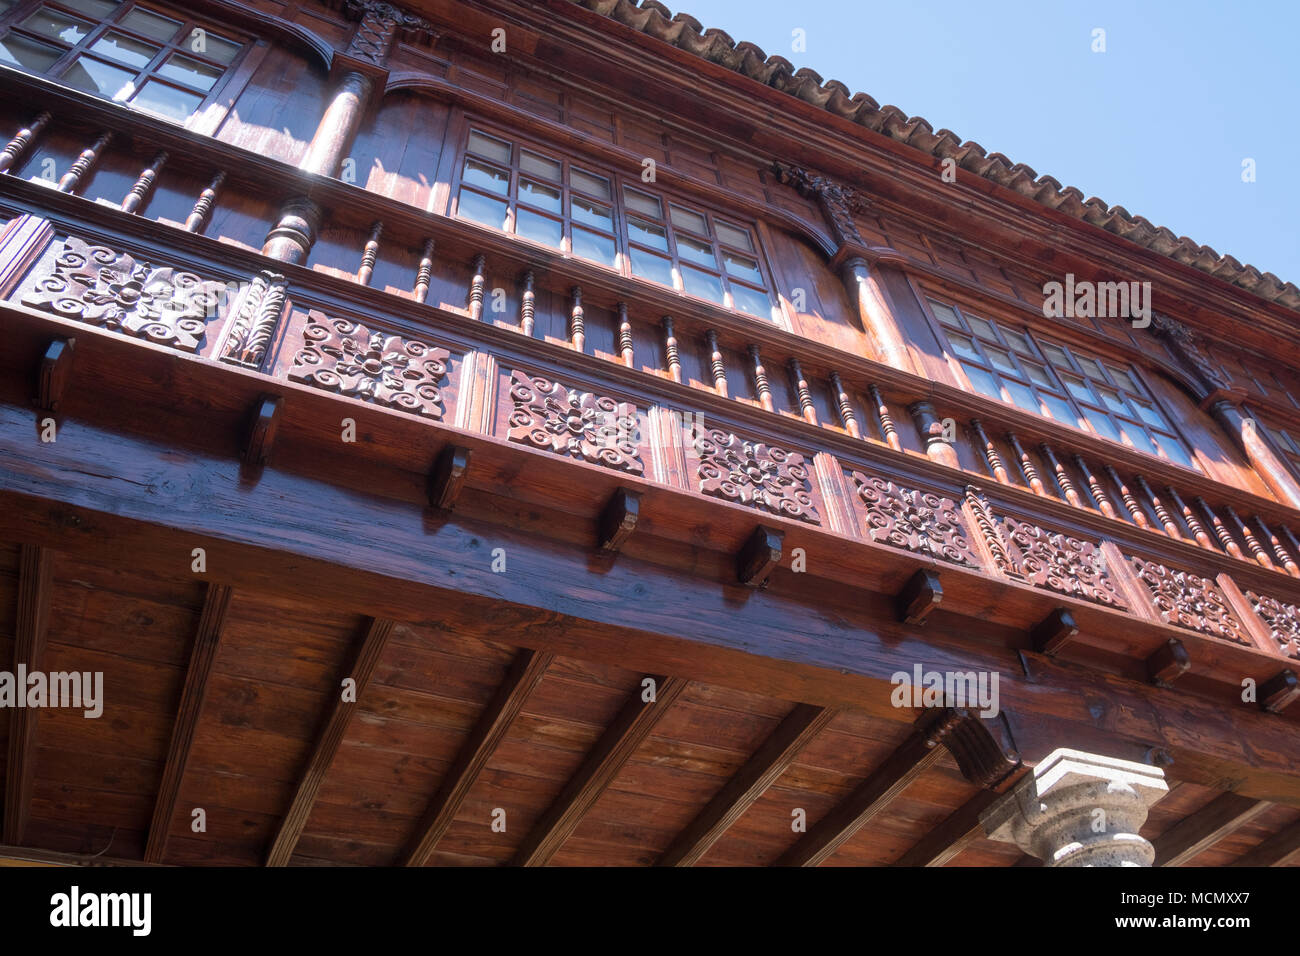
[35,338,74,412]
[0,843,162,867]
[144,582,232,864]
[1260,670,1300,713]
[892,786,1012,867]
[1031,607,1077,656]
[3,544,53,846]
[597,488,640,553]
[512,675,688,866]
[241,395,281,467]
[1146,638,1191,688]
[735,525,782,588]
[895,569,941,625]
[1154,792,1271,867]
[264,616,395,866]
[1231,819,1300,867]
[658,704,836,867]
[426,444,471,510]
[402,648,552,866]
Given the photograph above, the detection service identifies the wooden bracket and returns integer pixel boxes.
[1146,637,1191,688]
[736,525,782,589]
[597,488,641,553]
[1030,607,1077,656]
[427,445,471,510]
[1260,670,1300,714]
[241,395,282,467]
[35,338,74,412]
[896,569,942,625]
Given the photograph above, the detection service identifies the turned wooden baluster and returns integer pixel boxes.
[185,171,225,233]
[868,385,901,451]
[518,269,535,336]
[1006,432,1046,495]
[663,316,681,383]
[1104,465,1151,529]
[1283,526,1300,568]
[568,286,585,351]
[413,238,435,304]
[58,131,111,193]
[789,358,817,425]
[0,111,51,174]
[120,151,168,214]
[1073,455,1118,519]
[971,420,1009,484]
[356,221,383,286]
[1038,443,1081,507]
[468,255,487,321]
[750,346,775,413]
[1164,486,1212,549]
[828,371,860,437]
[1224,504,1273,569]
[1133,476,1181,538]
[705,330,727,396]
[617,302,634,367]
[1254,516,1300,576]
[1196,498,1246,559]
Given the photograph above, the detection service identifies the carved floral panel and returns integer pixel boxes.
[1130,557,1249,644]
[288,311,450,418]
[19,235,226,353]
[1002,517,1127,608]
[849,471,978,566]
[692,427,820,524]
[1245,590,1300,660]
[506,370,644,475]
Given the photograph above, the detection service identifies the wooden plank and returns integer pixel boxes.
[402,648,552,866]
[3,544,53,846]
[264,616,395,867]
[144,582,232,864]
[892,787,1009,867]
[512,676,687,866]
[1231,819,1300,867]
[658,704,835,867]
[1154,793,1271,867]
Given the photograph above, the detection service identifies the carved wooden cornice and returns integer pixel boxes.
[343,0,437,64]
[770,161,868,254]
[1150,313,1243,406]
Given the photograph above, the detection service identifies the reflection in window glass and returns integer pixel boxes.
[571,196,611,231]
[515,208,562,248]
[90,32,157,68]
[680,264,724,304]
[157,52,220,90]
[457,189,508,229]
[130,77,202,120]
[21,8,91,45]
[0,33,62,70]
[62,56,133,97]
[572,227,615,266]
[630,247,674,286]
[462,159,509,195]
[119,7,179,42]
[519,178,561,214]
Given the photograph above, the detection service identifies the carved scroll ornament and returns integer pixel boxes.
[693,428,820,524]
[1130,557,1249,644]
[506,370,644,475]
[850,472,979,566]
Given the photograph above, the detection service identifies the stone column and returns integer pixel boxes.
[980,748,1168,866]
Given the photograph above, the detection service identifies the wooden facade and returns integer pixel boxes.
[0,0,1296,868]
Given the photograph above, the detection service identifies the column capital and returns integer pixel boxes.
[980,748,1168,866]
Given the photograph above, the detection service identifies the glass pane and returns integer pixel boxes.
[1157,435,1194,468]
[928,300,961,327]
[456,188,508,229]
[1097,386,1128,414]
[1061,374,1093,403]
[1131,398,1166,429]
[669,203,708,235]
[1041,343,1071,368]
[570,167,609,199]
[119,7,181,43]
[62,55,134,98]
[676,234,715,268]
[623,186,661,219]
[467,129,511,164]
[730,283,771,319]
[21,7,92,45]
[572,226,615,266]
[515,207,561,248]
[1023,361,1053,388]
[961,362,1001,400]
[90,32,158,68]
[157,52,221,90]
[630,247,674,287]
[966,314,997,340]
[1001,328,1033,355]
[1108,366,1140,393]
[985,346,1018,376]
[1084,409,1121,441]
[62,0,121,18]
[722,250,763,285]
[129,77,202,120]
[192,31,240,65]
[1042,393,1078,425]
[1078,356,1106,380]
[628,218,667,252]
[680,264,724,304]
[714,219,753,251]
[949,333,982,363]
[518,177,560,214]
[461,158,509,196]
[0,33,63,71]
[520,149,560,182]
[1121,423,1159,456]
[571,195,612,231]
[1004,380,1038,411]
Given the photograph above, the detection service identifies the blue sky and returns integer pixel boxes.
[675,0,1297,284]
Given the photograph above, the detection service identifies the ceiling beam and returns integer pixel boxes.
[1231,819,1300,867]
[3,544,53,846]
[402,647,552,866]
[658,704,835,867]
[264,616,395,867]
[892,785,1013,867]
[144,582,232,864]
[512,675,687,867]
[1154,792,1271,867]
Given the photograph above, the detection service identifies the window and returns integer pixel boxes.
[454,126,776,321]
[929,297,1197,469]
[0,0,244,123]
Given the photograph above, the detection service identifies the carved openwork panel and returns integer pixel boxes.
[288,311,450,418]
[1130,557,1249,644]
[506,370,644,475]
[1002,517,1126,609]
[849,471,979,566]
[1245,590,1300,660]
[19,235,226,353]
[344,0,434,63]
[691,427,820,524]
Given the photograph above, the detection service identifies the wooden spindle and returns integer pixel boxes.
[1283,526,1300,568]
[750,345,775,413]
[868,385,900,450]
[828,371,860,437]
[58,131,111,193]
[617,302,634,367]
[1224,504,1272,568]
[357,221,383,286]
[1074,455,1118,519]
[468,254,487,321]
[0,111,51,174]
[1038,443,1080,507]
[120,150,167,214]
[1134,475,1181,538]
[413,238,435,303]
[519,269,535,336]
[1197,498,1245,559]
[788,358,817,424]
[568,285,584,351]
[971,420,1009,484]
[1255,516,1300,576]
[1163,486,1211,549]
[1006,432,1046,495]
[663,316,681,383]
[185,171,225,233]
[1104,465,1151,529]
[704,330,727,396]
